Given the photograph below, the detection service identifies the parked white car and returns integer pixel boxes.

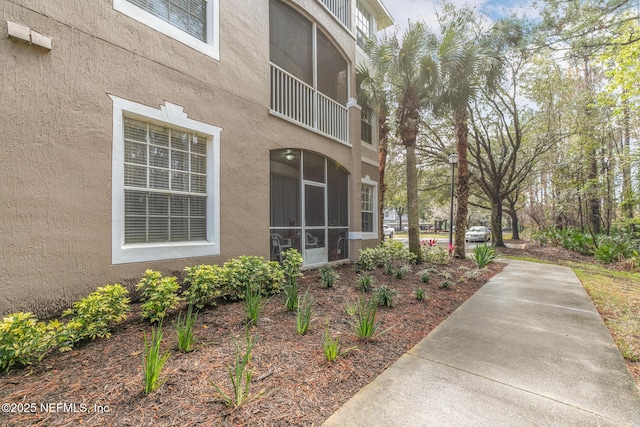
[465,226,491,243]
[383,226,395,238]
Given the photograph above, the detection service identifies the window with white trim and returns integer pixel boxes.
[114,0,219,60]
[356,1,373,49]
[361,106,373,144]
[110,95,222,264]
[361,184,374,233]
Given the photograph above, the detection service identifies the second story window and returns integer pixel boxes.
[361,107,373,144]
[356,1,373,49]
[114,0,219,60]
[127,0,207,41]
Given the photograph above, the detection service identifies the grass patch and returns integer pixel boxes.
[503,254,640,363]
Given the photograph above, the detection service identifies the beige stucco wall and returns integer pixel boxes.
[0,0,370,317]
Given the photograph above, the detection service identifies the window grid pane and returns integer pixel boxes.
[361,185,374,233]
[126,0,208,42]
[356,2,372,49]
[123,118,208,244]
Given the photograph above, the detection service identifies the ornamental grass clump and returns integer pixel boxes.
[175,303,197,352]
[143,322,171,394]
[358,274,373,292]
[322,328,340,362]
[471,244,497,268]
[244,287,264,327]
[211,330,264,408]
[296,290,313,335]
[353,296,378,339]
[373,285,397,308]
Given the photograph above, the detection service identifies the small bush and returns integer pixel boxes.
[345,299,358,316]
[420,272,430,283]
[373,285,397,308]
[282,249,303,311]
[393,264,412,279]
[175,304,197,352]
[358,274,373,292]
[58,284,130,351]
[0,313,59,372]
[471,245,497,268]
[319,266,339,288]
[439,281,451,290]
[415,287,426,301]
[143,322,171,394]
[353,296,378,339]
[423,246,449,264]
[137,271,182,324]
[355,240,417,273]
[222,256,284,299]
[183,265,224,309]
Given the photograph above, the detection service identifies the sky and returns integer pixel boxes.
[380,0,540,34]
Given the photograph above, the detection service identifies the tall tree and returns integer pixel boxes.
[357,39,394,242]
[368,22,438,261]
[431,4,503,258]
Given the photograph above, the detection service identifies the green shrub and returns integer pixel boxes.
[439,281,451,290]
[373,285,397,308]
[423,245,450,264]
[471,244,497,268]
[319,265,339,288]
[595,234,639,264]
[222,256,284,299]
[183,265,224,309]
[137,270,182,323]
[282,249,303,311]
[420,272,430,283]
[358,274,373,292]
[414,287,426,301]
[355,240,417,273]
[143,322,170,394]
[58,284,130,351]
[0,313,59,372]
[393,264,412,279]
[175,303,197,352]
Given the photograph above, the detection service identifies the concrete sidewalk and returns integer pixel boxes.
[323,259,640,426]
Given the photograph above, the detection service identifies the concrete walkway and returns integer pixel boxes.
[323,259,640,426]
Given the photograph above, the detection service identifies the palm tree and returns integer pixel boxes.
[363,22,438,261]
[431,4,503,258]
[357,41,392,243]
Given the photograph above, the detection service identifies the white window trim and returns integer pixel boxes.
[113,0,220,61]
[109,95,222,264]
[361,176,378,240]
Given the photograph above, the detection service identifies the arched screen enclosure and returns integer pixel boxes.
[270,149,349,266]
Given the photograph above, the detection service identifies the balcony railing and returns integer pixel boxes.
[318,0,351,30]
[270,63,348,144]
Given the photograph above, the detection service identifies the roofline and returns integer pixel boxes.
[369,0,394,31]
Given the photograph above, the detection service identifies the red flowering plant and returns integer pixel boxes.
[448,243,456,256]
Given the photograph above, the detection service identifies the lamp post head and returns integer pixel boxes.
[448,153,458,165]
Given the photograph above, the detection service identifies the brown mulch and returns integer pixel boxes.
[0,259,503,426]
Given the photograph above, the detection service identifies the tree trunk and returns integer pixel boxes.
[491,200,505,247]
[378,109,390,243]
[454,109,469,259]
[510,210,520,240]
[406,143,422,262]
[622,97,634,221]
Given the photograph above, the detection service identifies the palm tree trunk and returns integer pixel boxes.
[406,143,422,262]
[378,110,389,243]
[454,109,469,259]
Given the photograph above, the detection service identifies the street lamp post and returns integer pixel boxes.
[448,153,458,247]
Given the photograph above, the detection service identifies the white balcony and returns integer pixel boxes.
[270,63,349,144]
[318,0,351,29]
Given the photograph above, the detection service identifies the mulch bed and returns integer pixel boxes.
[0,259,503,426]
